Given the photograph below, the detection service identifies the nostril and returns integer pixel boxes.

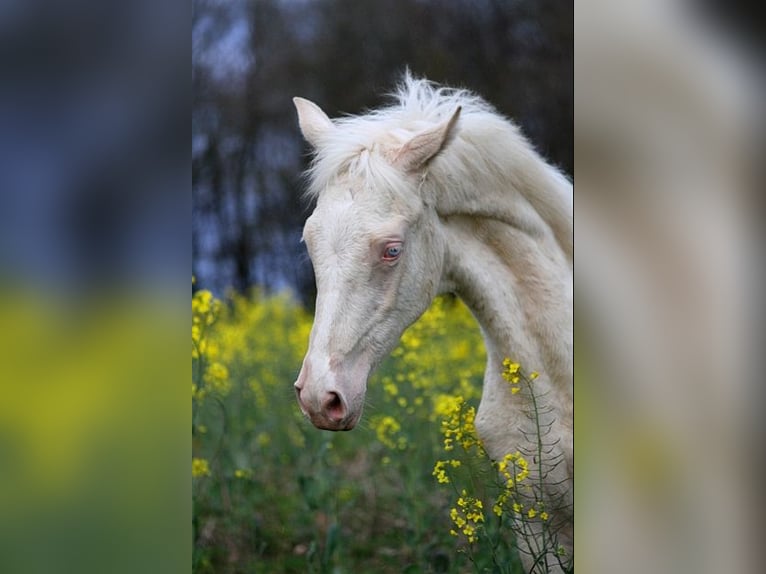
[323,391,346,422]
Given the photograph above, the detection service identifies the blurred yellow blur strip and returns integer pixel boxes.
[0,289,189,573]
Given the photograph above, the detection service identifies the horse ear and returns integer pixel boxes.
[393,106,461,172]
[293,97,335,148]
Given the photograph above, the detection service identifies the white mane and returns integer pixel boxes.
[305,73,572,262]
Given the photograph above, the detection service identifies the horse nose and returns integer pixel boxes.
[321,390,346,423]
[295,384,349,428]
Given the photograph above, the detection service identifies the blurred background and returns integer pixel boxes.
[192,0,572,301]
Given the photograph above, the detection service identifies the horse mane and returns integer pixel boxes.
[305,73,573,261]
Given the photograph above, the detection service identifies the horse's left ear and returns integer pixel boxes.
[393,106,461,172]
[293,97,336,149]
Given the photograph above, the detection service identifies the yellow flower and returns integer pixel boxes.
[192,457,210,477]
[540,511,549,521]
[372,415,401,449]
[502,358,520,373]
[383,378,398,397]
[256,432,271,447]
[527,508,537,519]
[192,383,207,402]
[203,362,231,395]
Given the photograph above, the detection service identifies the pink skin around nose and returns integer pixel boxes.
[294,357,358,431]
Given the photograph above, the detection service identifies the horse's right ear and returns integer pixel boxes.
[392,106,461,173]
[293,97,335,149]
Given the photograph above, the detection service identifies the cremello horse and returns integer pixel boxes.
[293,75,572,570]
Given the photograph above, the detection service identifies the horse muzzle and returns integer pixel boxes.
[294,385,359,431]
[293,355,367,431]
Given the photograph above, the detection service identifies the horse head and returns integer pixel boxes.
[292,96,460,430]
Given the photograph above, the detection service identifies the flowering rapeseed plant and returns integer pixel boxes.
[428,357,573,573]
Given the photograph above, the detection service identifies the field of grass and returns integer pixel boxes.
[192,287,536,573]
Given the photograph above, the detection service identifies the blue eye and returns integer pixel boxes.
[383,243,402,260]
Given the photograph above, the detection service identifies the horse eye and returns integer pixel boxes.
[382,243,402,261]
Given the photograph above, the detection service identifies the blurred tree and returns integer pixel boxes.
[192,0,572,303]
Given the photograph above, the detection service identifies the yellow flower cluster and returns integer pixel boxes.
[234,469,252,479]
[432,394,461,420]
[192,382,206,402]
[497,451,529,487]
[192,287,232,404]
[382,376,399,397]
[192,289,222,359]
[371,415,407,450]
[490,450,553,523]
[449,490,485,543]
[501,357,539,394]
[432,459,461,484]
[438,396,479,452]
[491,451,531,516]
[519,505,549,521]
[192,457,210,478]
[203,361,231,396]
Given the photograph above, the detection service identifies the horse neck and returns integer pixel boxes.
[431,150,573,412]
[441,214,572,369]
